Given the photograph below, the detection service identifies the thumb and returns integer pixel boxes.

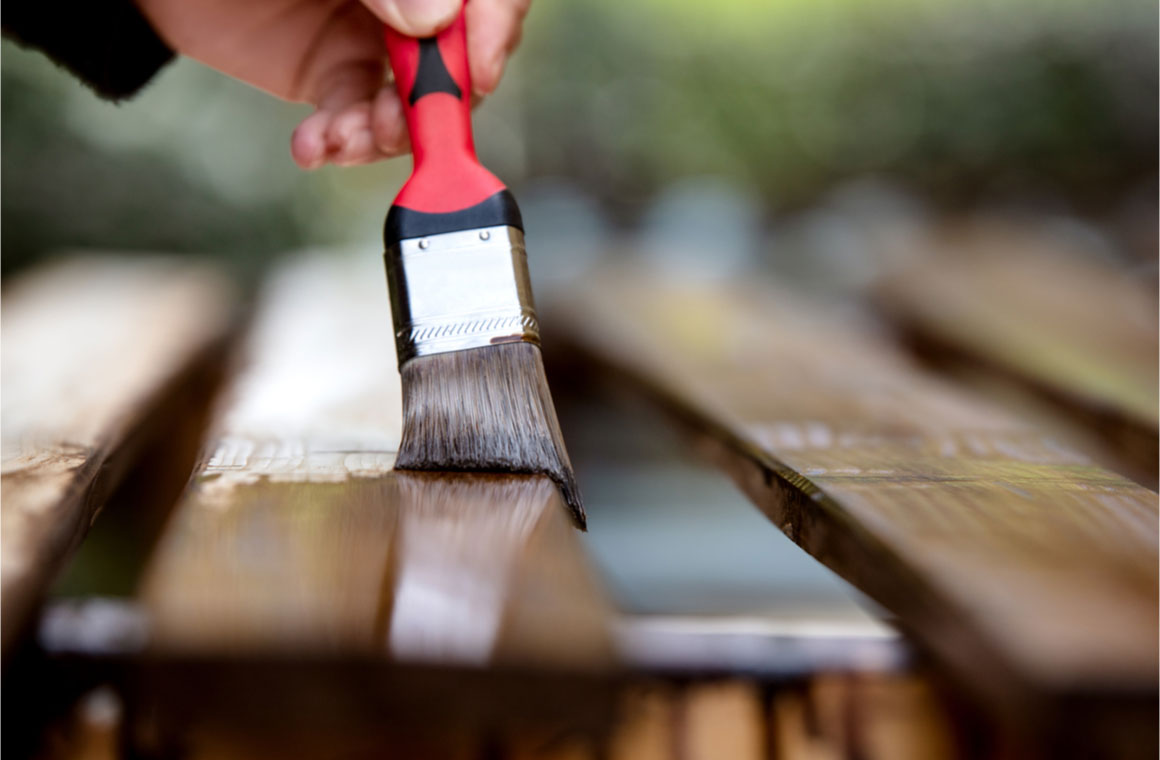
[362,0,461,38]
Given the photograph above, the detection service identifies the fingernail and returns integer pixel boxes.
[292,131,323,170]
[474,58,503,96]
[390,0,459,36]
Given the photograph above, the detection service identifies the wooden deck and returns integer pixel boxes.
[875,220,1158,485]
[1,257,236,659]
[4,246,1154,759]
[552,263,1158,753]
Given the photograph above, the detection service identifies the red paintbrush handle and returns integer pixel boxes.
[384,4,505,216]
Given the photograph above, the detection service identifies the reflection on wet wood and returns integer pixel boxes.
[391,473,613,668]
[554,265,1158,750]
[139,251,612,667]
[0,257,235,658]
[142,472,612,669]
[875,221,1158,485]
[128,252,614,749]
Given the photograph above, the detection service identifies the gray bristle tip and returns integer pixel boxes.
[396,342,586,529]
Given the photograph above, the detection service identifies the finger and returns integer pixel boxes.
[360,0,460,38]
[289,2,386,104]
[466,0,529,96]
[315,61,384,111]
[371,86,411,157]
[324,102,381,165]
[293,59,385,169]
[291,110,334,170]
[331,129,385,166]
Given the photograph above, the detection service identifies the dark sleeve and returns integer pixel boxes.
[2,0,175,101]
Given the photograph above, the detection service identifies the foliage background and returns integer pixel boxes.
[2,0,1156,279]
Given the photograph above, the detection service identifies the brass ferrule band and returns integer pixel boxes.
[384,225,540,368]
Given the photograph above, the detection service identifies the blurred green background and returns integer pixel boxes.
[2,0,1156,280]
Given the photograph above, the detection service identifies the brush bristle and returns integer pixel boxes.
[395,342,586,529]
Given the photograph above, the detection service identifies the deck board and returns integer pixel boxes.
[552,264,1158,745]
[139,250,613,668]
[875,221,1158,484]
[1,256,236,657]
[126,251,615,750]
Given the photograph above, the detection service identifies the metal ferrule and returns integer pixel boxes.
[384,225,539,367]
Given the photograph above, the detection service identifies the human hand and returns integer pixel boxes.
[137,0,530,168]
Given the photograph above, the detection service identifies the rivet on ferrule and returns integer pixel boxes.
[384,225,540,368]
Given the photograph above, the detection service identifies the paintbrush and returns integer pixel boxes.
[381,6,585,528]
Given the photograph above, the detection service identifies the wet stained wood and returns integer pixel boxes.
[142,473,611,669]
[1,256,235,659]
[129,251,615,750]
[874,221,1158,485]
[552,265,1158,752]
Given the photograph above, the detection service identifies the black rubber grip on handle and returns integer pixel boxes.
[384,189,524,247]
[408,37,463,105]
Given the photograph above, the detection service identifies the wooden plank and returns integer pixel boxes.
[681,681,764,760]
[142,472,611,668]
[553,385,905,678]
[551,265,1158,748]
[139,252,613,666]
[1,256,236,658]
[874,220,1158,484]
[769,674,957,760]
[127,251,615,748]
[844,675,957,760]
[608,687,676,760]
[770,689,839,760]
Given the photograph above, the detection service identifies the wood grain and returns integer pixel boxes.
[136,249,614,662]
[113,251,617,752]
[875,221,1158,484]
[1,256,235,658]
[552,265,1158,745]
